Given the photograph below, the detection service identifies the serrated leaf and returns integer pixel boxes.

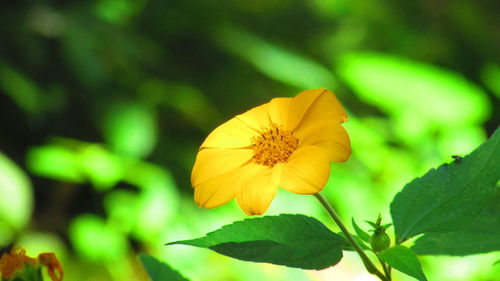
[391,127,500,243]
[139,254,189,281]
[412,189,500,256]
[380,246,427,281]
[167,214,346,270]
[352,218,370,242]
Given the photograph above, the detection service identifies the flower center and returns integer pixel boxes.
[251,124,299,167]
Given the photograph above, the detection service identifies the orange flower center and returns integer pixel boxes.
[252,124,299,167]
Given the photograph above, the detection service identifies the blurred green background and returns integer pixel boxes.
[0,0,498,280]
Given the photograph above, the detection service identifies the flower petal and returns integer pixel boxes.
[191,148,254,186]
[235,103,271,131]
[294,89,348,130]
[235,163,281,215]
[194,163,261,208]
[279,146,331,194]
[201,117,257,149]
[295,120,351,162]
[268,97,292,127]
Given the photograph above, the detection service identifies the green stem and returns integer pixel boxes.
[376,254,391,280]
[314,193,389,281]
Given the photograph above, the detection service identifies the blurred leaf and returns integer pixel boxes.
[380,245,427,281]
[480,62,500,99]
[412,190,500,256]
[26,145,83,183]
[122,162,179,239]
[391,128,500,243]
[17,231,67,262]
[94,0,146,24]
[337,52,490,126]
[0,153,33,231]
[438,126,486,158]
[78,145,124,191]
[137,80,221,130]
[104,102,157,158]
[168,214,346,270]
[69,214,128,263]
[218,27,337,89]
[139,254,190,281]
[0,65,43,115]
[104,190,139,233]
[352,218,370,242]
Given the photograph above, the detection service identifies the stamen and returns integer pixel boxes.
[251,124,299,167]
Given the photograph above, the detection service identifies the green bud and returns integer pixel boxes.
[366,214,392,252]
[369,232,390,252]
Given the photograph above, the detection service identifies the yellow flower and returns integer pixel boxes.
[191,89,351,215]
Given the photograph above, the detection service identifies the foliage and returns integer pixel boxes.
[169,214,346,270]
[166,128,499,281]
[391,128,499,243]
[139,254,189,281]
[379,246,427,281]
[0,0,498,280]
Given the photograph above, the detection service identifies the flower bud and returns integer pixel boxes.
[369,232,391,252]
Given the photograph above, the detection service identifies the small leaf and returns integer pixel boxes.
[139,254,189,281]
[391,127,500,243]
[352,218,370,242]
[365,221,378,229]
[337,232,370,252]
[380,245,427,281]
[412,189,500,256]
[167,214,346,270]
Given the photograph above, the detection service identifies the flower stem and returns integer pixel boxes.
[314,193,389,281]
[376,254,391,280]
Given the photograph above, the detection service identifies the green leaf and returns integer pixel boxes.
[139,254,189,281]
[0,65,43,115]
[380,245,427,281]
[352,218,370,242]
[412,189,500,256]
[0,152,33,237]
[390,127,500,243]
[103,102,157,158]
[167,214,346,270]
[69,214,128,262]
[26,145,83,183]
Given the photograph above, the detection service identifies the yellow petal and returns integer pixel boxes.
[268,97,292,127]
[194,163,260,208]
[235,163,280,215]
[191,148,254,186]
[279,146,331,194]
[235,103,271,131]
[290,89,348,131]
[295,120,351,162]
[201,117,257,149]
